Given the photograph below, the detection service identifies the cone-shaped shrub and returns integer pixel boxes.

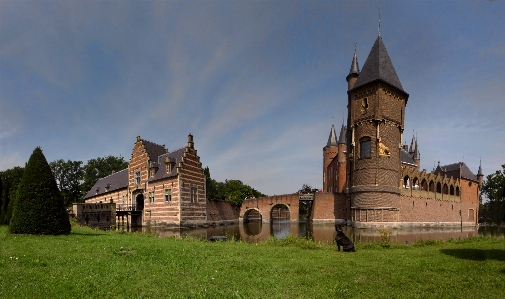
[10,147,71,235]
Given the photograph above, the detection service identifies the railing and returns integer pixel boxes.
[116,204,138,211]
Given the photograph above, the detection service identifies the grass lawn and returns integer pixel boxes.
[1,224,504,298]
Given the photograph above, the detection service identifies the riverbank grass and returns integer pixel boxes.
[1,225,504,298]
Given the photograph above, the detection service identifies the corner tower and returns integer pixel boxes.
[346,35,409,224]
[323,124,338,192]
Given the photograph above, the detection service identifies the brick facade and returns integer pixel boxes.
[85,134,207,227]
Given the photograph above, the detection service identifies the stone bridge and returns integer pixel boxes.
[239,193,348,223]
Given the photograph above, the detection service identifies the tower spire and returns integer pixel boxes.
[378,8,381,37]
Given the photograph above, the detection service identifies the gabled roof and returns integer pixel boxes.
[438,162,478,182]
[353,35,404,92]
[84,169,128,199]
[401,148,416,166]
[142,139,167,161]
[149,147,186,182]
[326,124,338,147]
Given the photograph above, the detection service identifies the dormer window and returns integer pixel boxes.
[105,183,111,191]
[164,157,173,174]
[95,187,100,195]
[149,168,155,178]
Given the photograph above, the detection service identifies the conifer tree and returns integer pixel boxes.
[10,147,71,235]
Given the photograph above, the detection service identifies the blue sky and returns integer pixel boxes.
[1,1,504,195]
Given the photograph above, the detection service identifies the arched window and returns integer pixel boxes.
[403,175,410,188]
[359,136,372,158]
[443,184,448,195]
[450,185,454,195]
[413,177,419,189]
[436,182,442,193]
[429,181,435,192]
[421,179,428,191]
[456,187,460,196]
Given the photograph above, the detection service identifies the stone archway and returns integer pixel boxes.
[270,203,290,220]
[243,208,262,222]
[136,194,144,211]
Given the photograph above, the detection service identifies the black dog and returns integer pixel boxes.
[335,224,356,252]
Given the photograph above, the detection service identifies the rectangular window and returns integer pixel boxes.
[150,168,155,178]
[165,189,172,202]
[122,195,125,205]
[190,186,197,203]
[134,171,141,185]
[360,139,371,158]
[149,192,154,203]
[166,163,171,173]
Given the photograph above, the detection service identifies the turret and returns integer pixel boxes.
[346,49,360,91]
[477,159,484,188]
[413,137,420,170]
[323,125,339,192]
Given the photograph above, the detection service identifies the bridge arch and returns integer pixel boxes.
[243,208,262,223]
[270,203,290,220]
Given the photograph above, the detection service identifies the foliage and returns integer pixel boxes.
[9,147,71,235]
[380,229,391,248]
[480,164,505,223]
[298,183,319,194]
[49,159,84,206]
[205,166,265,205]
[0,167,24,225]
[81,155,128,198]
[1,225,505,298]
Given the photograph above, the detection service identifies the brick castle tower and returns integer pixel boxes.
[346,35,409,223]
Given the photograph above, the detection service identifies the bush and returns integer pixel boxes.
[9,147,71,235]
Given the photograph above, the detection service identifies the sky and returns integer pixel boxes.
[1,0,504,196]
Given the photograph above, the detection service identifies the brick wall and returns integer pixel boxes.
[399,196,478,225]
[311,193,351,223]
[206,200,240,224]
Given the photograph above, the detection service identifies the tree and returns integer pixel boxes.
[298,184,318,194]
[480,164,505,224]
[204,166,265,205]
[50,159,84,206]
[10,147,71,235]
[0,167,25,225]
[81,156,128,197]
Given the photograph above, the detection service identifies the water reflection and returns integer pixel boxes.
[128,221,505,244]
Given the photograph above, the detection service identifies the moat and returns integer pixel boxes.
[128,220,505,244]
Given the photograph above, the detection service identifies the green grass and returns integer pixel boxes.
[1,224,504,298]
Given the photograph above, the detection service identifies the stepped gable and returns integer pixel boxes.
[141,139,167,161]
[439,162,478,181]
[149,147,186,182]
[84,168,128,199]
[353,35,404,92]
[401,148,416,166]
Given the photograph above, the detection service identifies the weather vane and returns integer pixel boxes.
[378,8,381,36]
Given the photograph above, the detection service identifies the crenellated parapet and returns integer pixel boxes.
[400,168,461,202]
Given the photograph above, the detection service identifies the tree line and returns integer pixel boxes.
[0,155,128,225]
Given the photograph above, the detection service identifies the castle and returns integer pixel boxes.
[323,34,483,227]
[82,33,483,229]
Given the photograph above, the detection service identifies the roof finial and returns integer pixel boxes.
[378,8,381,36]
[331,115,335,125]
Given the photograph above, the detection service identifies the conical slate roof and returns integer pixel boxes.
[349,50,360,75]
[338,122,346,144]
[353,36,404,92]
[326,124,338,147]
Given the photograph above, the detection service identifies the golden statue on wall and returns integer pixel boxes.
[378,137,390,157]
